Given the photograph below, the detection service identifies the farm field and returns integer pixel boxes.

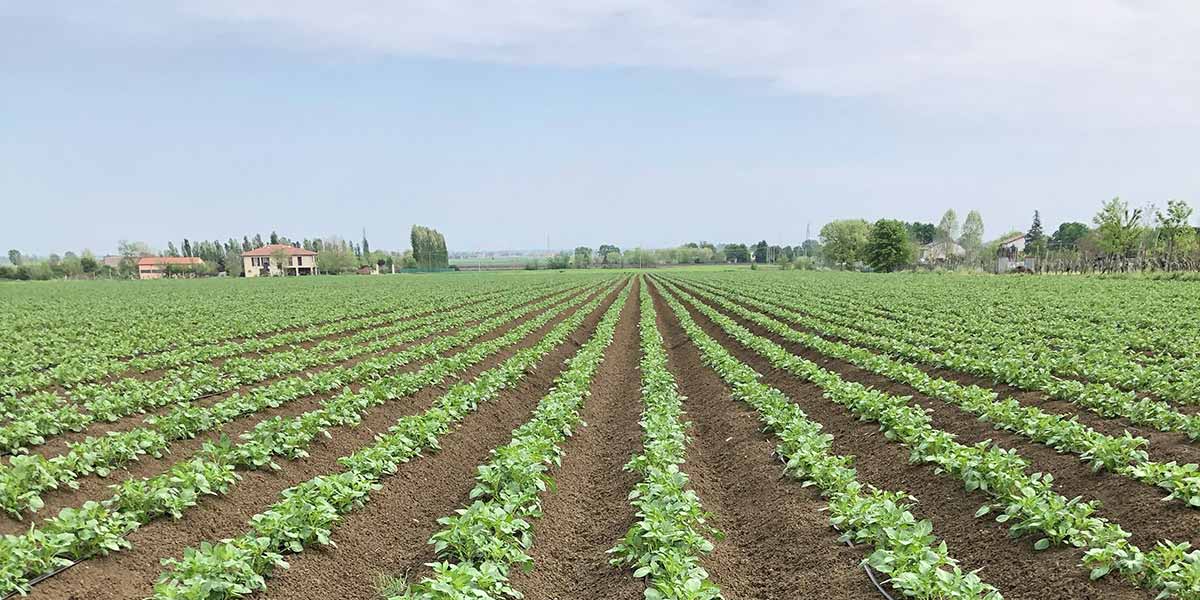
[1,270,1200,600]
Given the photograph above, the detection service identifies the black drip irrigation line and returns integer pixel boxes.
[774,459,896,600]
[1,559,79,600]
[832,524,898,600]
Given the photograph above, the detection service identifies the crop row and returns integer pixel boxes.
[653,279,1002,599]
[0,281,577,455]
[0,278,502,390]
[607,280,722,599]
[150,280,632,600]
[710,276,1200,442]
[786,272,1200,365]
[672,278,1200,509]
[0,283,592,518]
[0,285,517,398]
[799,279,1200,404]
[0,278,622,596]
[657,278,1200,599]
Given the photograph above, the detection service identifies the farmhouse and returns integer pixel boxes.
[136,256,204,280]
[998,233,1026,253]
[242,244,317,277]
[919,241,965,263]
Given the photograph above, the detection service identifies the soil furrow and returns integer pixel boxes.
[709,286,1200,468]
[19,287,576,461]
[505,278,645,600]
[0,287,597,537]
[646,282,876,600]
[25,282,623,600]
[650,279,1150,600]
[254,281,626,600]
[682,283,1200,551]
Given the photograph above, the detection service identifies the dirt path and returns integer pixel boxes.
[648,281,875,600]
[27,283,623,600]
[506,278,645,600]
[652,279,1152,600]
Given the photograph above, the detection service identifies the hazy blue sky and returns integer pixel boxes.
[4,2,1199,255]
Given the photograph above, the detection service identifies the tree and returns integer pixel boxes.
[269,247,291,276]
[598,244,620,266]
[1023,211,1047,256]
[573,247,592,268]
[253,234,265,248]
[361,230,370,257]
[1155,199,1195,263]
[959,211,984,256]
[819,219,870,268]
[936,210,960,243]
[7,249,21,266]
[752,240,769,263]
[182,239,192,257]
[80,254,98,274]
[242,236,252,252]
[905,222,936,245]
[723,243,750,263]
[1093,197,1144,257]
[316,237,357,274]
[269,231,279,245]
[864,219,913,272]
[165,242,179,257]
[1049,222,1089,249]
[60,252,82,278]
[224,248,243,276]
[410,225,449,270]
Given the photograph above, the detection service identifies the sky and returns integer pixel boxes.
[3,1,1200,255]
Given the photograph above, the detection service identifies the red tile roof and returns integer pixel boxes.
[241,244,317,257]
[137,256,204,266]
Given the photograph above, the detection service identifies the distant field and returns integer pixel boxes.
[2,270,1199,599]
[449,256,537,269]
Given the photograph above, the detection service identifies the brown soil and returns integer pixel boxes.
[25,281,624,600]
[505,278,645,600]
[648,279,1152,600]
[11,287,573,463]
[648,282,876,600]
[254,280,628,600]
[681,285,1200,551]
[722,286,1200,468]
[0,288,596,537]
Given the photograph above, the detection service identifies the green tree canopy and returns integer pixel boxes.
[819,219,870,268]
[410,225,449,270]
[1049,222,1089,249]
[1093,197,1144,257]
[936,210,960,243]
[864,219,914,272]
[959,210,984,255]
[1155,199,1195,260]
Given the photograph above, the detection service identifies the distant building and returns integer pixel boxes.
[137,256,204,280]
[101,255,124,270]
[919,241,965,263]
[356,265,379,275]
[998,233,1027,253]
[242,244,317,277]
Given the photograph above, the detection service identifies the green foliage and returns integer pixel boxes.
[864,219,913,272]
[1093,197,1145,257]
[819,219,870,268]
[609,281,722,599]
[411,225,449,270]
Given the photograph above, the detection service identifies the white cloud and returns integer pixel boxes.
[9,1,1200,125]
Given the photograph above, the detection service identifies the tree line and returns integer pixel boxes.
[2,224,452,280]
